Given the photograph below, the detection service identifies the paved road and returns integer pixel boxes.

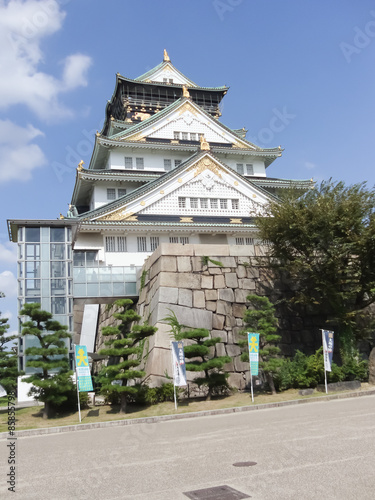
[1,395,375,499]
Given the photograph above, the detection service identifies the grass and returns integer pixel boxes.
[1,384,373,433]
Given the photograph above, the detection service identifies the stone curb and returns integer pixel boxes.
[1,388,375,440]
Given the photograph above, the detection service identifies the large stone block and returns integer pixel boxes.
[159,243,195,256]
[228,372,247,390]
[149,256,177,280]
[158,286,179,304]
[239,278,256,291]
[234,289,249,303]
[214,275,225,288]
[212,330,228,342]
[218,288,235,302]
[191,256,204,272]
[215,342,227,357]
[156,303,212,330]
[178,288,193,307]
[206,301,217,312]
[229,245,254,257]
[236,266,247,279]
[226,344,241,357]
[194,244,230,256]
[144,346,173,379]
[212,314,225,330]
[246,267,260,279]
[213,256,236,268]
[208,267,222,275]
[147,322,173,350]
[205,289,218,301]
[159,272,201,289]
[177,256,192,272]
[224,272,239,288]
[216,300,232,316]
[193,290,206,308]
[233,303,246,318]
[234,355,249,371]
[201,275,213,289]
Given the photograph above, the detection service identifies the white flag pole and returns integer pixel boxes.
[73,345,82,423]
[250,359,254,403]
[321,330,328,394]
[171,342,177,410]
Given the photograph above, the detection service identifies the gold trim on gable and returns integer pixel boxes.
[98,208,143,222]
[230,218,243,224]
[180,217,193,223]
[178,101,198,116]
[188,157,223,178]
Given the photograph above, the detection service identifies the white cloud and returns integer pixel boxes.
[0,0,92,121]
[0,241,17,264]
[305,162,316,170]
[0,310,13,321]
[0,119,47,182]
[0,270,17,297]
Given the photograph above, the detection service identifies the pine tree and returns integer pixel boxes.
[164,311,231,400]
[239,295,283,395]
[0,298,19,394]
[20,303,73,419]
[98,299,156,414]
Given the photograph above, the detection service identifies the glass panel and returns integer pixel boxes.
[100,283,112,296]
[25,227,40,242]
[73,267,86,283]
[73,251,85,267]
[51,261,66,278]
[41,227,49,242]
[112,268,124,282]
[50,227,65,242]
[25,297,40,304]
[41,279,50,297]
[26,261,40,279]
[25,279,41,296]
[51,279,66,295]
[18,227,23,242]
[51,297,66,314]
[86,268,99,282]
[98,267,111,282]
[51,244,65,260]
[125,282,137,295]
[40,243,49,261]
[67,228,72,241]
[26,244,40,259]
[87,283,99,296]
[40,261,50,278]
[113,282,125,295]
[124,273,136,282]
[73,284,86,296]
[86,252,97,266]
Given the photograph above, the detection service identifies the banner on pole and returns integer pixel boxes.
[75,345,93,392]
[247,333,259,376]
[322,330,334,372]
[171,341,187,387]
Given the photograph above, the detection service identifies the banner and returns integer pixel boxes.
[322,330,334,372]
[171,341,187,387]
[75,345,93,392]
[248,333,259,376]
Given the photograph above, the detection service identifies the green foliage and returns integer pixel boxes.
[140,270,148,291]
[0,298,20,394]
[274,347,369,391]
[20,303,73,418]
[239,295,283,394]
[256,180,375,348]
[164,314,231,400]
[97,298,156,413]
[201,256,224,268]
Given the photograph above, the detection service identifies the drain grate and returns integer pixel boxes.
[183,484,251,499]
[233,462,257,467]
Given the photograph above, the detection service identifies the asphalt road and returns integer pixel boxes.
[1,395,375,499]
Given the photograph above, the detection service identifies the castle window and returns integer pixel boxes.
[118,188,127,198]
[137,237,147,252]
[190,198,198,209]
[178,197,186,209]
[181,132,188,141]
[107,189,116,200]
[136,157,144,170]
[117,237,127,252]
[105,236,116,252]
[210,198,218,209]
[232,199,239,210]
[169,237,179,243]
[220,199,228,209]
[174,131,180,140]
[164,159,172,171]
[190,133,197,141]
[200,198,208,209]
[174,160,182,168]
[180,237,189,245]
[245,237,254,245]
[150,237,159,252]
[236,237,244,245]
[246,164,254,175]
[236,163,244,175]
[124,157,133,169]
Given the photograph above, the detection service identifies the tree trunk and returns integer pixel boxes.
[266,372,277,395]
[43,402,50,419]
[120,393,127,414]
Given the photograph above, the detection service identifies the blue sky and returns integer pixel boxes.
[1,0,374,337]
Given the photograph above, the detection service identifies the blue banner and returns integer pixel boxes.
[75,345,93,392]
[322,330,334,372]
[171,341,187,387]
[247,333,259,376]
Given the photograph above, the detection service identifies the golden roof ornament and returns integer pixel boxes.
[182,85,190,98]
[77,160,85,171]
[200,135,210,151]
[163,49,170,62]
[59,213,65,219]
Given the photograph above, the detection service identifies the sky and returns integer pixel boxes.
[0,0,374,338]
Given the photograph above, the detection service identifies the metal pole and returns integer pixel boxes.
[321,330,328,395]
[171,342,177,410]
[250,358,254,403]
[73,345,81,423]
